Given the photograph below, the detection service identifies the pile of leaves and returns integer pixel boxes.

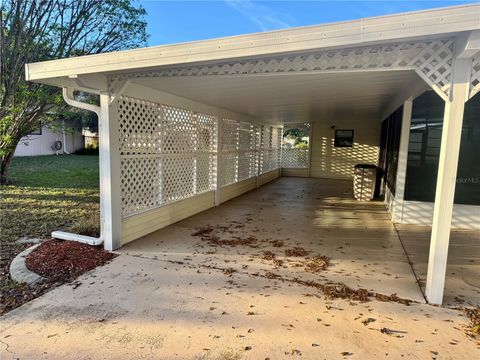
[304,256,330,272]
[462,307,480,343]
[285,247,309,257]
[291,277,412,305]
[25,240,116,282]
[192,225,259,248]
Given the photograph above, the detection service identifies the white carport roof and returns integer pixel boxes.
[24,3,480,123]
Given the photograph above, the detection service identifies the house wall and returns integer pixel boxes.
[310,118,380,179]
[118,84,281,245]
[15,123,83,156]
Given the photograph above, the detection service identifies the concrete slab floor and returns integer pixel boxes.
[122,177,425,303]
[1,177,478,359]
[396,224,480,307]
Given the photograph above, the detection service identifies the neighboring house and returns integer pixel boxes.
[14,119,84,156]
[25,4,480,305]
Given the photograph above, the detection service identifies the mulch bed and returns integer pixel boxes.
[25,239,117,282]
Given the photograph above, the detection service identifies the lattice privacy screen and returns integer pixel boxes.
[118,96,216,217]
[281,123,310,168]
[260,126,282,174]
[220,119,259,186]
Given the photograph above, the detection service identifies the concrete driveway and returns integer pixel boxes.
[1,178,478,359]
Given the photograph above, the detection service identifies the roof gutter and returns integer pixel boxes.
[51,87,103,246]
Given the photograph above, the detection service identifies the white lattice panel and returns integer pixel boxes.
[282,148,309,168]
[160,105,196,153]
[161,157,196,203]
[219,119,259,185]
[196,113,217,193]
[118,97,160,155]
[221,152,237,186]
[121,157,161,215]
[471,53,480,99]
[238,122,257,181]
[118,96,217,217]
[110,38,455,99]
[260,126,282,174]
[220,119,239,186]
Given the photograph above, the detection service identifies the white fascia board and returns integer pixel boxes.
[26,4,480,83]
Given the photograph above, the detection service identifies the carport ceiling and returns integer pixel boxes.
[135,70,423,123]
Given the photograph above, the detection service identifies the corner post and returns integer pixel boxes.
[425,58,471,305]
[99,92,122,250]
[392,98,413,223]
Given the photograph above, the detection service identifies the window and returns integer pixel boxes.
[334,129,354,147]
[404,91,480,205]
[379,106,403,195]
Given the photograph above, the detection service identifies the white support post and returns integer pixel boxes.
[99,93,122,250]
[214,117,222,206]
[308,122,313,178]
[425,58,471,305]
[256,126,263,188]
[392,98,413,223]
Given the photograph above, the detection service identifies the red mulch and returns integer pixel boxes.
[25,240,117,282]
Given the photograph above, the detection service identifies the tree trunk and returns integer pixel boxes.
[1,149,15,185]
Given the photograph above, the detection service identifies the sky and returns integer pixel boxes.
[140,0,479,46]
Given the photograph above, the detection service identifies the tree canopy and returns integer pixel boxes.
[0,0,149,182]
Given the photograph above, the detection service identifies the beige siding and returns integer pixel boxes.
[121,191,215,244]
[258,169,280,186]
[281,168,309,177]
[310,118,380,179]
[220,177,257,203]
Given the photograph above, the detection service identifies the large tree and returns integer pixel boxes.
[0,0,148,183]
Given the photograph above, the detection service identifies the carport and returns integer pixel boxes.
[25,4,480,305]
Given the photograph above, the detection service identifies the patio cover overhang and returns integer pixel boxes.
[25,4,480,305]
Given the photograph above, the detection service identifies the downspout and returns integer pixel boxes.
[62,119,70,154]
[52,87,104,246]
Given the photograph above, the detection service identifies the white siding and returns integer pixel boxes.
[15,124,83,156]
[220,177,257,204]
[122,191,215,245]
[258,169,280,186]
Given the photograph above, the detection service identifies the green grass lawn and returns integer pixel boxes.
[0,155,100,287]
[0,155,100,314]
